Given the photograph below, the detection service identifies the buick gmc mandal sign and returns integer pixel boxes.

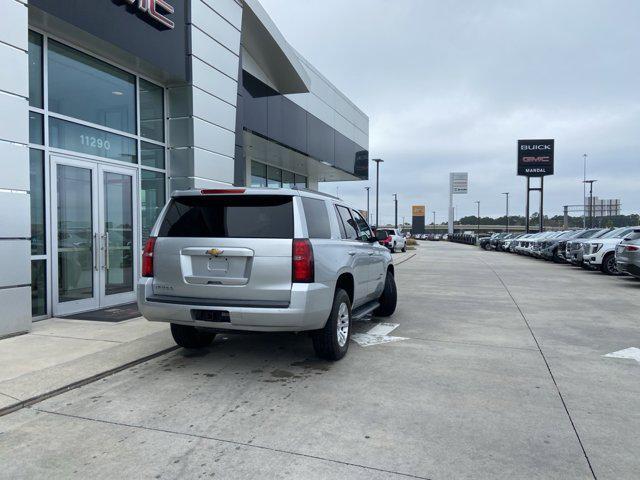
[517,139,554,177]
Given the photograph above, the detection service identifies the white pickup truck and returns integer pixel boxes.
[377,228,407,253]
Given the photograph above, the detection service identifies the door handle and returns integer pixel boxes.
[368,252,374,256]
[93,233,100,271]
[348,251,356,256]
[104,232,110,271]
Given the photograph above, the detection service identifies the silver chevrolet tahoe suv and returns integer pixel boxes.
[138,188,397,360]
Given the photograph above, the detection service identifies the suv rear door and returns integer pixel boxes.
[351,209,385,293]
[335,205,371,306]
[152,193,294,304]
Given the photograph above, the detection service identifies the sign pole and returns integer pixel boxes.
[525,176,530,234]
[539,176,544,232]
[448,174,454,234]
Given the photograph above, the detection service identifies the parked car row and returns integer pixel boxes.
[481,227,640,277]
[414,233,448,241]
[449,233,478,245]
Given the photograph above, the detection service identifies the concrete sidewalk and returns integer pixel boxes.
[0,317,175,412]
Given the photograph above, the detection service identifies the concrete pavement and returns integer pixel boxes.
[1,242,638,479]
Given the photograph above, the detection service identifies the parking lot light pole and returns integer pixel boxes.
[475,201,480,237]
[432,211,436,233]
[584,179,597,228]
[365,187,370,224]
[393,193,398,229]
[583,154,587,229]
[502,192,510,233]
[373,158,384,228]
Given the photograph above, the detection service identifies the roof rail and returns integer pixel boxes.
[291,186,341,201]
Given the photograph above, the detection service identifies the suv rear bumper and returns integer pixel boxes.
[137,279,332,332]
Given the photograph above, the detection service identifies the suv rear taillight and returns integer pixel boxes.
[292,239,314,283]
[142,237,157,277]
[626,245,640,252]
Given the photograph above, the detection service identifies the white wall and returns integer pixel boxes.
[0,0,31,336]
[168,0,244,192]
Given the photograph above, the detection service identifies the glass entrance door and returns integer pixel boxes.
[99,166,137,308]
[52,155,138,316]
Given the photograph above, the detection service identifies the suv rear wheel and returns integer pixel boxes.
[374,271,397,317]
[312,289,351,361]
[601,252,618,275]
[171,323,215,349]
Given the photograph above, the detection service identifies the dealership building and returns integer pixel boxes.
[0,0,369,336]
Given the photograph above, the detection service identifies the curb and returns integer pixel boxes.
[0,346,179,418]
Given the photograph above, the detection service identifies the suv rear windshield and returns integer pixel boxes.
[158,195,293,238]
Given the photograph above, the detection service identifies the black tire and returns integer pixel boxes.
[373,271,397,317]
[601,253,618,275]
[170,323,215,349]
[551,249,561,263]
[401,245,407,253]
[312,289,351,361]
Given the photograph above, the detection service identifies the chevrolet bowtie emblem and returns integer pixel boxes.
[207,248,224,256]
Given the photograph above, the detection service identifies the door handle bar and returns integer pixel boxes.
[105,232,110,271]
[93,233,100,271]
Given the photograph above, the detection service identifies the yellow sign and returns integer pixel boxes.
[412,205,426,216]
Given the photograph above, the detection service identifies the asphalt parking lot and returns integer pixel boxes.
[1,242,639,479]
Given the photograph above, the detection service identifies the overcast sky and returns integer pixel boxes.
[260,0,640,224]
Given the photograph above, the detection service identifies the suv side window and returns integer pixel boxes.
[301,197,331,239]
[351,210,373,242]
[336,205,358,240]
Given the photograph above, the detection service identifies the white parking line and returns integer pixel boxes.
[603,347,640,364]
[351,322,408,347]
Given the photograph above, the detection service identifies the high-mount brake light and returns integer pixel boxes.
[200,189,246,195]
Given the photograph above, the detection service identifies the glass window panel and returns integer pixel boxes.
[29,149,46,255]
[28,31,43,108]
[31,260,47,317]
[302,198,331,239]
[29,112,43,145]
[141,142,165,169]
[267,166,282,188]
[159,195,293,239]
[104,172,134,295]
[282,170,295,188]
[140,79,164,142]
[352,209,373,242]
[336,205,357,240]
[49,117,137,163]
[48,39,136,134]
[141,170,166,244]
[295,174,307,189]
[251,161,267,187]
[57,164,94,303]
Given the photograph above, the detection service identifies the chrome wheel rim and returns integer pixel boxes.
[336,302,350,347]
[608,256,618,274]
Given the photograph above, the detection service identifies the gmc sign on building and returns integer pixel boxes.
[517,139,554,176]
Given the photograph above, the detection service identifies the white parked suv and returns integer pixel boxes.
[582,226,639,274]
[377,228,407,253]
[138,188,397,360]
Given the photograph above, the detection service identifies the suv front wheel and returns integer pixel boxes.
[312,289,351,361]
[171,323,216,349]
